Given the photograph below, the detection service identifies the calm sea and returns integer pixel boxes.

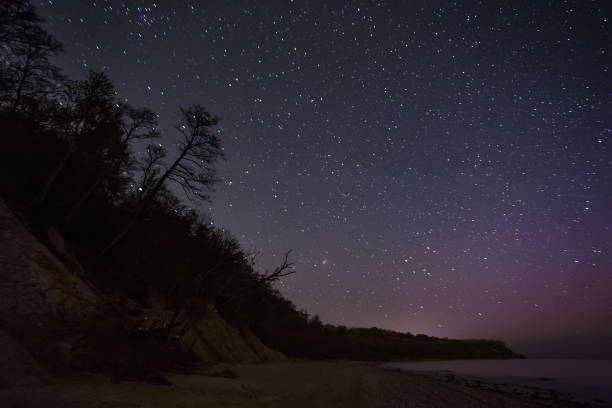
[384,359,612,406]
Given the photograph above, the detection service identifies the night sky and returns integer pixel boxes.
[36,0,611,354]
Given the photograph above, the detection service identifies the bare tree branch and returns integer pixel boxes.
[258,250,295,283]
[100,104,224,256]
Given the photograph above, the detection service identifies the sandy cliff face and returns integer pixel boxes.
[177,303,286,363]
[132,292,285,364]
[0,198,283,384]
[0,200,101,337]
[0,329,45,386]
[0,199,106,383]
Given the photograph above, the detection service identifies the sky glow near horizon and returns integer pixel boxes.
[37,0,611,346]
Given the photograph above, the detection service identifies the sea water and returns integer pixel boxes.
[384,359,612,406]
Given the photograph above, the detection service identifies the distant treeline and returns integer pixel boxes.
[231,287,521,360]
[0,1,520,363]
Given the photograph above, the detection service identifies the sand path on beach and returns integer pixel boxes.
[1,361,578,407]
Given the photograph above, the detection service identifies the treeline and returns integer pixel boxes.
[229,283,521,360]
[0,0,293,339]
[0,1,520,366]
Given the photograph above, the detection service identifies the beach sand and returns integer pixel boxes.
[0,360,587,407]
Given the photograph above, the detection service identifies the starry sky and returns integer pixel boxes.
[36,0,611,355]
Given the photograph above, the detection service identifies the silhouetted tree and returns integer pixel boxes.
[214,249,296,310]
[0,1,64,114]
[135,143,166,199]
[0,1,40,44]
[38,71,129,208]
[101,104,224,255]
[63,104,159,223]
[164,105,224,201]
[120,105,160,147]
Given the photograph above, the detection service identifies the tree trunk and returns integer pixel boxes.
[10,52,31,114]
[38,147,74,206]
[99,147,189,257]
[63,173,104,224]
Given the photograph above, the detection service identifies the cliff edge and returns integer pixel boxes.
[0,198,284,385]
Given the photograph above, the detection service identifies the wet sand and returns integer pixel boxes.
[1,360,589,407]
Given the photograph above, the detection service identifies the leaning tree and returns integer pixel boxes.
[101,104,224,255]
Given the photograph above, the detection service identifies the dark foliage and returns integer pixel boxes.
[219,283,522,361]
[0,0,64,114]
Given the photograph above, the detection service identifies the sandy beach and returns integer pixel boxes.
[1,360,588,408]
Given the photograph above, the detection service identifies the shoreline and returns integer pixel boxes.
[383,358,611,407]
[378,369,599,408]
[1,360,599,407]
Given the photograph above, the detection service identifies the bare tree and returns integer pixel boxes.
[38,71,117,205]
[135,143,166,199]
[257,250,296,284]
[120,105,160,148]
[63,105,160,223]
[0,1,41,44]
[100,104,224,256]
[214,250,296,307]
[0,1,64,113]
[165,105,224,201]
